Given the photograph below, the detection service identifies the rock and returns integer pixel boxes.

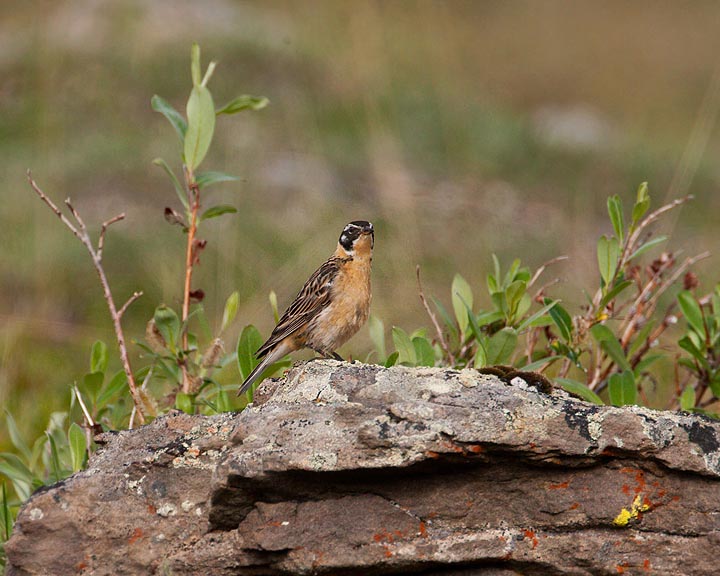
[6,360,720,575]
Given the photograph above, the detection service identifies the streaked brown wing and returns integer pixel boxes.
[256,257,344,358]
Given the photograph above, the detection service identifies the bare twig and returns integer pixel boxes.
[27,171,146,425]
[73,384,95,428]
[27,177,81,239]
[416,265,454,365]
[98,213,126,260]
[118,291,143,319]
[528,255,568,289]
[621,196,693,267]
[129,364,154,430]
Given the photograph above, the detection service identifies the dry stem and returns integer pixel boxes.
[27,171,146,425]
[416,265,454,365]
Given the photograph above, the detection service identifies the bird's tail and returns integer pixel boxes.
[237,342,291,397]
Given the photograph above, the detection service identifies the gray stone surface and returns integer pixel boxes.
[6,360,720,575]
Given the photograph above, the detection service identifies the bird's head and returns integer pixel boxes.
[337,220,374,257]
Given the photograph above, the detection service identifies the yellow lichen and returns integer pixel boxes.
[613,494,650,527]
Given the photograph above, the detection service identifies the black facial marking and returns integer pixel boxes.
[339,221,373,251]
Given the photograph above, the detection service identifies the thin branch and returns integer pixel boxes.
[416,265,454,365]
[528,255,568,289]
[98,213,126,260]
[646,251,711,311]
[118,291,143,319]
[73,385,95,428]
[181,167,201,393]
[27,171,146,425]
[623,196,693,264]
[27,172,81,239]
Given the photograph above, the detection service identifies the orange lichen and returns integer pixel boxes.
[418,522,428,538]
[523,529,538,549]
[128,527,143,544]
[548,481,569,490]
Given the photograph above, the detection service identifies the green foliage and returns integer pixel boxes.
[2,44,276,554]
[380,184,715,414]
[676,285,720,409]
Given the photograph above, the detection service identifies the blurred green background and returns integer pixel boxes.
[1,1,720,447]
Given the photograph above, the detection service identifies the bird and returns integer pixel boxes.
[238,220,374,396]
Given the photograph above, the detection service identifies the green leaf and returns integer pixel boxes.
[505,280,527,319]
[431,296,458,339]
[412,336,435,367]
[67,423,86,473]
[597,235,620,287]
[184,84,216,171]
[96,370,127,408]
[555,378,604,405]
[475,310,504,329]
[491,254,501,288]
[215,388,231,413]
[195,171,238,189]
[678,335,709,369]
[154,305,181,354]
[392,326,417,365]
[608,370,637,406]
[150,95,187,141]
[451,274,473,336]
[598,280,633,311]
[368,315,386,359]
[678,290,706,338]
[384,351,399,368]
[0,453,36,500]
[517,299,559,332]
[590,323,631,371]
[473,339,488,368]
[518,355,563,372]
[627,320,656,358]
[269,290,280,323]
[4,411,31,461]
[631,182,650,225]
[2,482,11,541]
[216,95,269,115]
[546,298,573,343]
[90,340,108,374]
[487,327,518,365]
[680,385,696,411]
[709,373,720,398]
[190,42,201,86]
[152,158,189,211]
[503,258,521,287]
[633,352,664,374]
[627,235,667,262]
[175,393,194,415]
[221,291,239,333]
[200,204,237,221]
[237,325,263,380]
[82,371,104,401]
[45,432,63,483]
[607,195,625,244]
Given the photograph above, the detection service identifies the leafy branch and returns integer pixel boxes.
[151,43,268,394]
